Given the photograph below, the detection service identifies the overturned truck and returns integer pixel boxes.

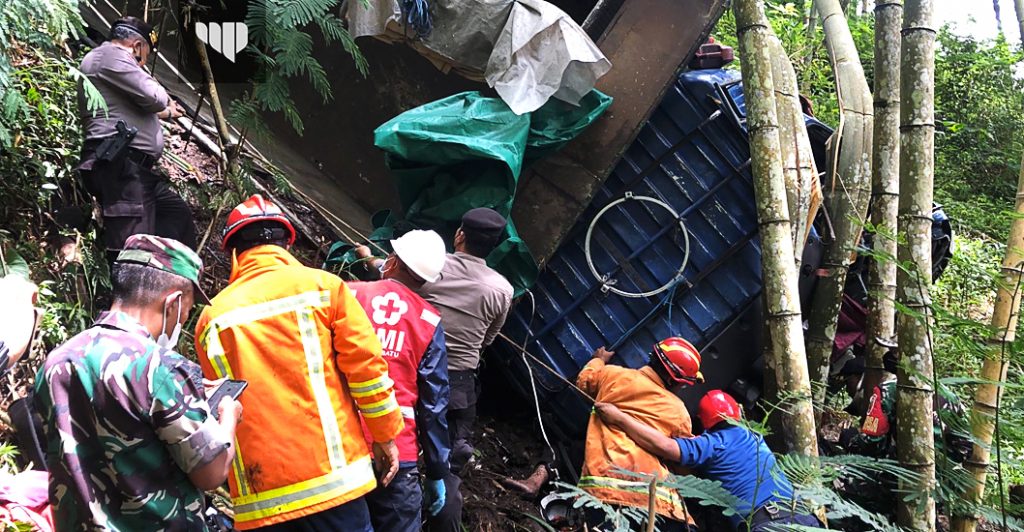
[83,0,949,482]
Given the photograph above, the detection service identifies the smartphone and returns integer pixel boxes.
[208,379,248,420]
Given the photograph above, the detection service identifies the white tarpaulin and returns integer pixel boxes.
[485,0,611,114]
[346,0,610,114]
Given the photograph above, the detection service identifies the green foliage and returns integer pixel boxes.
[0,0,95,149]
[716,2,1024,241]
[934,32,1024,239]
[549,482,651,531]
[0,40,109,378]
[230,0,367,138]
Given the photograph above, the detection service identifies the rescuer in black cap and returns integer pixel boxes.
[76,16,194,263]
[420,207,513,530]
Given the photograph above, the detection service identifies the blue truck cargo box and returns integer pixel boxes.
[495,66,764,433]
[490,68,829,473]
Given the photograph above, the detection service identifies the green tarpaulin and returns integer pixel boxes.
[325,89,612,296]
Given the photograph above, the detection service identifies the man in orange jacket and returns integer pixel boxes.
[195,195,404,531]
[576,338,703,531]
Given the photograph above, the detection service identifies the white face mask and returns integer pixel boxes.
[378,256,394,278]
[156,292,183,350]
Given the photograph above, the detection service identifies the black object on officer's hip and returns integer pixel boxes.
[95,120,138,163]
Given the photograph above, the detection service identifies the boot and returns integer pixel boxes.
[501,464,550,498]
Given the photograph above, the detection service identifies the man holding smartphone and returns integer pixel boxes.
[34,234,241,531]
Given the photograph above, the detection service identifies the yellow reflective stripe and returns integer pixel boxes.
[578,475,683,506]
[198,325,252,497]
[349,374,389,393]
[233,456,375,524]
[200,291,335,500]
[202,324,231,381]
[359,393,400,418]
[349,375,395,398]
[230,437,250,497]
[211,290,331,329]
[297,308,346,470]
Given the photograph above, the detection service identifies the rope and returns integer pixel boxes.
[519,290,560,479]
[497,332,597,404]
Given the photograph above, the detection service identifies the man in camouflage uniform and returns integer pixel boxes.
[34,234,242,531]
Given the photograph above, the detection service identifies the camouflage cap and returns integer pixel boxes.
[116,234,211,304]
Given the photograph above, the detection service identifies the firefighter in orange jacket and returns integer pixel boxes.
[576,338,703,531]
[195,195,404,531]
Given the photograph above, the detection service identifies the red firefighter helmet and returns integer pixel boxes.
[698,390,742,430]
[652,337,703,386]
[222,194,297,250]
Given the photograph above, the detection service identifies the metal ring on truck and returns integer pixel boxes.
[584,192,691,298]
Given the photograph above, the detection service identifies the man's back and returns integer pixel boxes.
[195,245,402,530]
[79,41,168,156]
[34,311,222,531]
[417,252,512,371]
[576,360,692,521]
[677,425,794,528]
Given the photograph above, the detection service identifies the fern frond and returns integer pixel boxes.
[336,24,368,76]
[252,71,291,112]
[228,96,272,141]
[67,66,108,119]
[282,100,304,135]
[274,0,338,28]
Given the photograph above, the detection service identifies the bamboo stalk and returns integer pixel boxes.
[895,0,937,528]
[863,0,903,403]
[176,116,225,160]
[735,0,819,456]
[768,37,821,253]
[645,474,658,532]
[805,0,875,421]
[950,156,1024,532]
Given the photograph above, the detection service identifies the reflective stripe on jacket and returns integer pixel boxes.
[576,359,693,523]
[195,245,404,530]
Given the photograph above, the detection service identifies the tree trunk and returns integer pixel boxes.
[895,0,937,528]
[769,37,821,253]
[193,35,233,151]
[995,0,1004,34]
[806,0,875,420]
[862,0,902,405]
[1016,0,1024,47]
[734,0,819,457]
[949,142,1024,532]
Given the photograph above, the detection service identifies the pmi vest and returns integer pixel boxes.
[349,280,441,462]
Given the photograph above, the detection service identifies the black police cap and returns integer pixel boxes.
[111,17,158,49]
[461,208,506,239]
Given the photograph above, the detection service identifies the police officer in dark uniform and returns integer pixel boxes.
[77,16,196,261]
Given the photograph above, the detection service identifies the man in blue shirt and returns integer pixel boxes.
[595,390,821,531]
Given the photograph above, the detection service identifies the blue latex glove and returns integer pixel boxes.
[425,478,446,516]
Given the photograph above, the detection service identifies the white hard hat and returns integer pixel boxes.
[390,230,447,282]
